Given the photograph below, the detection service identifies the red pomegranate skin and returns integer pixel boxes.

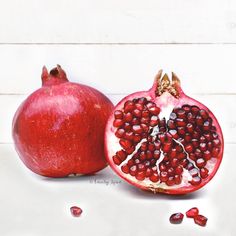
[12,66,114,177]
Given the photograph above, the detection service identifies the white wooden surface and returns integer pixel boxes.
[0,1,236,236]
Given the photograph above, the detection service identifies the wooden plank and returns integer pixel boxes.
[0,44,236,94]
[0,94,235,144]
[0,0,235,43]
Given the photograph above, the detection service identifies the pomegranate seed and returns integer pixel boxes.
[200,167,209,179]
[177,127,185,135]
[189,153,196,161]
[160,171,168,182]
[159,163,166,171]
[162,142,172,153]
[203,121,211,131]
[186,207,199,218]
[191,105,200,114]
[213,139,220,147]
[135,103,144,111]
[203,150,211,160]
[130,165,138,176]
[177,109,186,118]
[174,174,182,184]
[167,120,175,129]
[114,110,123,119]
[167,167,175,176]
[186,162,194,170]
[182,104,191,112]
[141,124,149,132]
[187,112,195,123]
[177,152,186,160]
[133,109,142,118]
[146,101,155,109]
[175,165,183,175]
[124,101,135,113]
[124,112,133,122]
[212,147,220,157]
[195,148,202,158]
[199,109,209,120]
[194,215,208,227]
[170,158,179,168]
[189,176,201,185]
[115,128,125,138]
[133,134,142,143]
[140,117,149,124]
[126,146,135,154]
[70,206,83,217]
[196,116,203,126]
[149,172,159,182]
[169,148,177,158]
[121,164,129,174]
[176,118,186,127]
[119,139,132,150]
[153,150,160,159]
[180,159,188,167]
[138,163,145,171]
[169,129,178,139]
[140,142,148,151]
[146,150,153,159]
[131,118,139,125]
[132,125,143,134]
[146,168,153,177]
[204,132,212,141]
[196,158,206,168]
[186,123,194,133]
[139,151,146,161]
[113,119,123,127]
[192,139,199,148]
[124,131,134,140]
[166,176,175,186]
[154,140,161,149]
[116,150,127,161]
[169,213,184,224]
[199,142,207,151]
[185,144,193,153]
[136,171,146,181]
[142,110,150,117]
[137,97,148,104]
[123,122,132,131]
[150,116,159,126]
[112,155,122,165]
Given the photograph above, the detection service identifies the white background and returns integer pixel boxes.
[0,1,236,235]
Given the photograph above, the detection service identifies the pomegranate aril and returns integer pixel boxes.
[159,163,166,171]
[135,103,144,111]
[167,167,175,176]
[191,105,200,114]
[140,142,148,151]
[166,176,175,186]
[131,118,139,125]
[196,158,206,168]
[189,153,196,161]
[127,159,134,167]
[150,116,159,126]
[162,142,172,153]
[142,110,150,118]
[123,122,132,131]
[126,146,135,155]
[196,116,203,126]
[141,124,149,133]
[138,163,145,171]
[124,112,133,122]
[175,165,183,175]
[199,109,209,120]
[148,106,160,115]
[203,150,211,160]
[182,104,191,112]
[113,119,123,127]
[146,168,153,177]
[153,150,161,159]
[189,176,201,185]
[121,164,129,174]
[160,171,168,182]
[133,134,142,143]
[167,120,175,129]
[116,150,127,161]
[203,121,211,131]
[137,97,148,104]
[146,101,155,109]
[212,147,220,157]
[124,131,134,141]
[186,162,194,170]
[146,150,153,159]
[185,144,193,153]
[194,215,208,227]
[186,123,194,133]
[192,139,199,148]
[186,207,199,218]
[115,129,125,138]
[133,109,142,118]
[119,139,133,150]
[176,118,186,127]
[187,112,195,123]
[195,148,202,158]
[114,110,123,119]
[169,213,184,224]
[136,171,146,181]
[169,129,178,139]
[70,206,83,217]
[177,152,186,160]
[169,148,177,158]
[177,109,186,118]
[192,131,200,139]
[140,117,149,124]
[200,167,209,179]
[169,112,177,120]
[149,172,159,182]
[177,127,185,135]
[213,139,220,147]
[130,165,138,176]
[170,158,179,168]
[112,155,122,165]
[174,175,181,184]
[124,101,135,113]
[132,125,143,134]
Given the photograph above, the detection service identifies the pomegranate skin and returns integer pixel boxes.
[12,65,114,177]
[105,71,224,194]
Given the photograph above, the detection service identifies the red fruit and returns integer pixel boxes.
[169,213,184,224]
[186,207,199,218]
[194,215,208,227]
[12,65,114,177]
[105,71,224,194]
[70,206,83,217]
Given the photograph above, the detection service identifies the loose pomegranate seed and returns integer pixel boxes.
[169,213,184,224]
[194,215,208,227]
[70,206,83,217]
[186,207,199,218]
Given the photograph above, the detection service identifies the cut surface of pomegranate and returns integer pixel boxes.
[105,71,224,194]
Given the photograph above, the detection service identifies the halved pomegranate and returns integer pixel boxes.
[105,71,224,194]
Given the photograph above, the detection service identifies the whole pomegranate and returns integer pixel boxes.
[13,65,114,177]
[105,71,223,194]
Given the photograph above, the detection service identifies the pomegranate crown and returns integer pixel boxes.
[41,65,69,86]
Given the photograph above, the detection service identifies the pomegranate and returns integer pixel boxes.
[194,215,208,226]
[105,71,223,194]
[169,213,184,224]
[186,207,199,218]
[12,65,114,177]
[70,206,83,217]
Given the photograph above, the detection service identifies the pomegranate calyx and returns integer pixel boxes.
[41,65,69,86]
[155,71,181,98]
